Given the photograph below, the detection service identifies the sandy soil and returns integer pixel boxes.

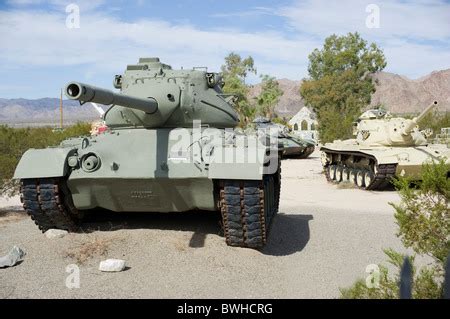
[0,195,21,212]
[0,151,408,298]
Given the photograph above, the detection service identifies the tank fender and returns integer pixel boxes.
[208,162,263,180]
[207,145,276,180]
[14,148,76,179]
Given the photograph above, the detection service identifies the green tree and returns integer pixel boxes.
[221,53,257,126]
[300,32,387,143]
[255,75,283,119]
[341,160,450,299]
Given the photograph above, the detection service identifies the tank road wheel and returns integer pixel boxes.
[329,165,337,181]
[325,165,331,181]
[363,170,375,189]
[342,167,351,181]
[335,166,343,182]
[20,178,81,232]
[356,170,366,188]
[219,173,280,249]
[350,169,358,184]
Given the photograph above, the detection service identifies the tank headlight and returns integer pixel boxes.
[67,156,79,168]
[81,153,101,172]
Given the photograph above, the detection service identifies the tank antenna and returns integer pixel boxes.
[60,88,63,129]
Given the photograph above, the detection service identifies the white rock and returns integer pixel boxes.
[45,229,68,239]
[99,259,126,272]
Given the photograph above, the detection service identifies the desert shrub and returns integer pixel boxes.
[0,123,91,196]
[341,160,449,299]
[392,159,450,263]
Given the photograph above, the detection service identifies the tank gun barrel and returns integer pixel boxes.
[402,101,437,135]
[65,82,158,114]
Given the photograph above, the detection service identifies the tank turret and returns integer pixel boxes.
[355,101,438,147]
[65,57,239,128]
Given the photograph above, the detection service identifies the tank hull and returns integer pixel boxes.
[15,128,274,211]
[67,178,215,212]
[14,127,281,248]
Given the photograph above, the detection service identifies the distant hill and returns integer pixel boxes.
[1,68,449,126]
[249,79,305,117]
[0,98,101,126]
[249,69,450,117]
[370,69,450,114]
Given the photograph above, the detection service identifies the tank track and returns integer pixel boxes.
[324,161,397,190]
[20,178,81,232]
[219,170,280,248]
[366,164,397,190]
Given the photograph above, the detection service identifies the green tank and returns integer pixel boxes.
[252,117,315,159]
[14,58,281,248]
[321,101,450,190]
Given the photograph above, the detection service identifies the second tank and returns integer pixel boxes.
[252,117,315,159]
[321,101,450,190]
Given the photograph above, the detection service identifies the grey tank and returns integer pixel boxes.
[14,57,281,248]
[252,117,315,159]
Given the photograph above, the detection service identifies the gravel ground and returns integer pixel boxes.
[0,151,409,298]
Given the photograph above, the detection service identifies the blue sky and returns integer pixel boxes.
[0,0,449,98]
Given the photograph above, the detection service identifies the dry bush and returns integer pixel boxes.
[64,235,113,265]
[0,212,28,226]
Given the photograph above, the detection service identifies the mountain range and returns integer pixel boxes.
[0,98,101,126]
[249,69,450,117]
[1,69,449,126]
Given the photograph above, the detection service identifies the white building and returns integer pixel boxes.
[289,106,319,141]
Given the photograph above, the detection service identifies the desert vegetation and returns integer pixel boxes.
[0,123,91,196]
[341,160,450,299]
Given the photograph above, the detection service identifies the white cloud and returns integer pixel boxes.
[276,0,450,78]
[382,39,450,78]
[210,7,273,18]
[278,0,450,41]
[0,0,449,93]
[0,10,319,81]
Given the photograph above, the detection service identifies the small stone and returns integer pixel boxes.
[45,229,68,239]
[0,246,26,268]
[99,259,126,272]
